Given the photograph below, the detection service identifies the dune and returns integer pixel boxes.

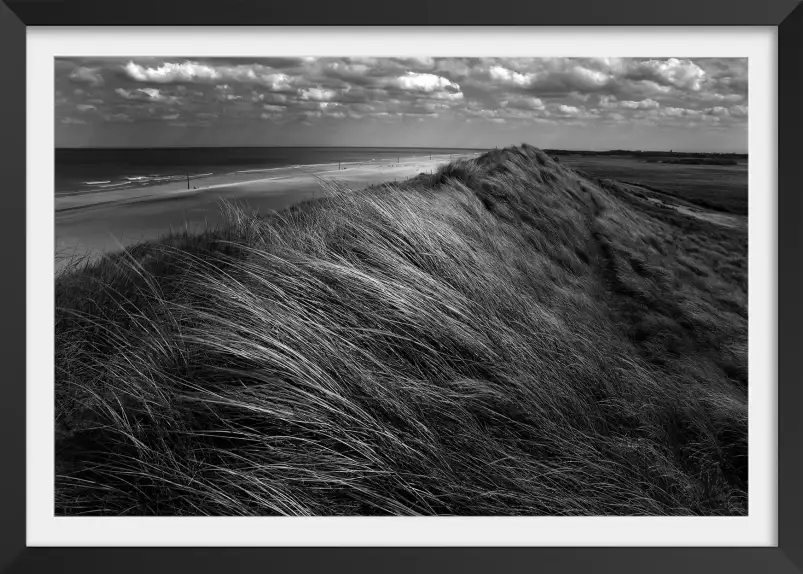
[55,145,747,516]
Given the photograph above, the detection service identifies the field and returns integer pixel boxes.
[552,153,748,216]
[55,145,748,516]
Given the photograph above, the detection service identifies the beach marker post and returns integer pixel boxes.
[186,174,190,190]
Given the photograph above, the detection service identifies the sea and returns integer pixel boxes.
[55,147,485,196]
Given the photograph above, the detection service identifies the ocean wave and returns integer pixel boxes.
[98,182,132,188]
[235,167,289,174]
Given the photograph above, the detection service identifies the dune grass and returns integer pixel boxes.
[55,144,747,516]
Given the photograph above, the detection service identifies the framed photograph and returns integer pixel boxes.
[1,0,800,572]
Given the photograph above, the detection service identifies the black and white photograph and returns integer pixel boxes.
[54,56,749,517]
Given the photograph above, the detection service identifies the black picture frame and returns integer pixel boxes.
[1,1,799,572]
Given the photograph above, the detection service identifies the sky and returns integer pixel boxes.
[55,57,748,152]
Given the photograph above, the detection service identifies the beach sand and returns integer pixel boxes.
[56,153,475,269]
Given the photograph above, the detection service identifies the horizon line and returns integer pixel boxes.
[54,145,748,155]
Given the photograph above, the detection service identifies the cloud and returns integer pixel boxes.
[489,65,533,87]
[482,60,617,94]
[69,67,104,87]
[625,58,707,91]
[499,94,544,110]
[299,87,337,101]
[705,106,730,117]
[124,60,294,90]
[392,73,463,99]
[56,57,748,137]
[124,61,220,83]
[252,91,288,104]
[115,87,180,104]
[658,106,701,118]
[598,95,618,109]
[698,91,744,103]
[558,104,582,116]
[567,66,611,89]
[323,61,372,80]
[61,117,86,124]
[618,98,660,110]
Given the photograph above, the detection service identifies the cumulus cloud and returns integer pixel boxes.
[393,73,463,99]
[618,98,660,110]
[626,58,707,91]
[558,104,582,116]
[123,60,293,90]
[659,106,700,118]
[501,96,544,110]
[568,65,611,89]
[124,61,218,83]
[489,65,533,87]
[299,87,337,101]
[56,56,748,138]
[705,106,731,117]
[116,87,181,104]
[69,67,104,87]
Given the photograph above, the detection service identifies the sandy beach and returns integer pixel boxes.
[56,153,476,268]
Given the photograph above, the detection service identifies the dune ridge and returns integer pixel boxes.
[55,144,748,516]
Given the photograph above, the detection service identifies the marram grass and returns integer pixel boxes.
[55,145,747,516]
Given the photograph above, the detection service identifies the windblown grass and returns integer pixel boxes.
[55,144,747,516]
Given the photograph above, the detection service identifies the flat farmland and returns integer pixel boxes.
[553,154,748,215]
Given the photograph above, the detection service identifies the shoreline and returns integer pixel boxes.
[55,153,474,213]
[56,153,479,270]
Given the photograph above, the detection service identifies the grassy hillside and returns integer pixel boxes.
[55,144,748,516]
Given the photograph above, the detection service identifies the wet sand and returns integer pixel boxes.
[56,153,476,269]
